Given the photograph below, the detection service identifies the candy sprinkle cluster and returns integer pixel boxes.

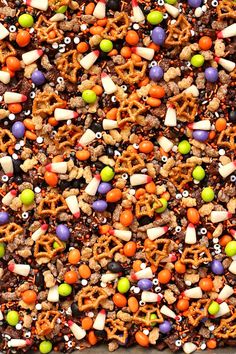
[0,0,236,353]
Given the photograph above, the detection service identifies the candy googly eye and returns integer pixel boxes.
[150,60,157,67]
[182,190,189,197]
[96,132,102,139]
[25,332,31,338]
[155,286,161,292]
[122,173,128,180]
[22,212,29,219]
[139,300,145,306]
[162,156,168,162]
[230,175,236,182]
[30,92,36,99]
[163,13,168,19]
[200,228,207,235]
[121,85,127,91]
[211,0,218,6]
[175,340,182,347]
[176,193,182,199]
[24,110,31,116]
[153,278,159,285]
[111,96,117,102]
[133,143,139,149]
[64,37,71,44]
[57,77,64,84]
[142,96,148,101]
[67,341,73,348]
[9,25,16,32]
[2,175,8,182]
[175,226,181,233]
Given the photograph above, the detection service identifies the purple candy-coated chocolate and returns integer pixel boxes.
[192,130,209,142]
[188,0,202,7]
[159,320,172,334]
[11,121,25,139]
[137,279,153,290]
[56,224,70,241]
[92,200,107,212]
[204,67,218,82]
[151,27,166,45]
[98,182,112,194]
[31,70,46,86]
[149,66,164,81]
[0,211,9,225]
[211,260,224,275]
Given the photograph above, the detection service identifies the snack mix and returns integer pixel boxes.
[0,0,236,353]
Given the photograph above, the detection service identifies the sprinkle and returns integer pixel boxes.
[36,137,44,144]
[81,279,88,286]
[15,323,22,330]
[140,263,147,270]
[9,113,15,121]
[219,149,225,155]
[209,325,215,331]
[35,303,42,310]
[143,329,149,335]
[80,24,87,31]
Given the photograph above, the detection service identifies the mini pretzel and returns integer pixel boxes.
[169,93,197,122]
[135,193,162,218]
[105,319,128,344]
[217,126,236,150]
[145,238,171,267]
[169,162,195,191]
[116,99,147,127]
[36,311,60,337]
[55,124,83,150]
[93,235,122,261]
[115,150,145,175]
[37,192,67,217]
[32,92,66,117]
[34,234,64,262]
[0,41,16,64]
[35,15,63,44]
[213,312,236,339]
[56,50,81,83]
[0,129,16,152]
[132,305,164,326]
[77,286,108,311]
[115,59,147,85]
[180,244,212,267]
[165,14,191,46]
[102,12,130,41]
[217,0,236,20]
[187,299,211,327]
[0,223,23,243]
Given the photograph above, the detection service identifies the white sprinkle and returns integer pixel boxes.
[101,282,107,288]
[15,144,21,150]
[52,43,59,49]
[212,238,219,244]
[202,100,208,105]
[195,7,203,17]
[36,303,42,310]
[36,137,43,144]
[215,112,219,117]
[219,149,225,156]
[209,325,215,331]
[80,24,87,31]
[34,187,41,193]
[134,287,140,294]
[201,343,206,350]
[0,96,2,102]
[67,119,72,125]
[185,280,192,286]
[191,30,195,36]
[140,263,147,270]
[15,323,22,330]
[88,312,94,318]
[64,335,69,341]
[172,145,178,152]
[9,113,15,121]
[29,28,34,33]
[202,5,207,11]
[20,140,25,147]
[133,23,140,30]
[143,329,149,335]
[129,189,136,196]
[12,154,18,160]
[74,37,80,44]
[81,279,88,286]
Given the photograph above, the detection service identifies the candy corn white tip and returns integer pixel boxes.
[109,229,132,242]
[93,0,106,19]
[47,285,59,302]
[0,156,13,176]
[160,305,176,319]
[131,267,153,281]
[130,174,152,186]
[141,291,163,303]
[164,3,179,18]
[210,210,232,223]
[22,49,44,65]
[132,0,145,22]
[45,162,67,174]
[2,190,17,206]
[215,57,235,72]
[188,120,211,130]
[66,195,80,218]
[184,85,199,97]
[219,161,236,179]
[0,71,11,84]
[102,119,118,130]
[183,287,202,299]
[54,108,78,121]
[164,106,177,126]
[0,23,10,40]
[131,47,154,61]
[213,302,230,318]
[229,260,236,275]
[101,273,119,283]
[217,285,234,303]
[68,321,86,340]
[85,175,101,196]
[32,224,48,241]
[185,223,196,244]
[101,72,117,94]
[4,92,27,104]
[8,339,32,348]
[78,129,96,146]
[158,136,174,152]
[217,23,236,39]
[147,226,168,240]
[8,263,31,276]
[93,309,106,330]
[80,51,99,70]
[25,0,49,11]
[49,13,65,22]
